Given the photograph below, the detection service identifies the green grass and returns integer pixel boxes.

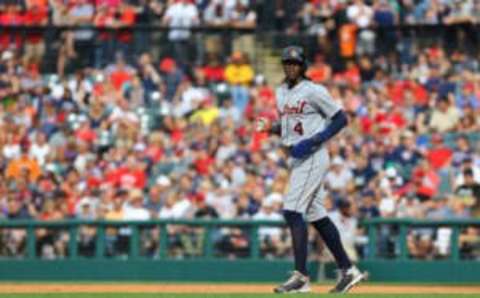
[0,295,479,298]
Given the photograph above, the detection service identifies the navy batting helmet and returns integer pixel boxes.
[281,46,306,64]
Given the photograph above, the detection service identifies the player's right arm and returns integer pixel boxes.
[255,118,281,135]
[255,86,283,135]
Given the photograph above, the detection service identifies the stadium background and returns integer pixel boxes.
[1,0,480,294]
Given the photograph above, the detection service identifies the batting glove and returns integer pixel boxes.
[290,138,319,159]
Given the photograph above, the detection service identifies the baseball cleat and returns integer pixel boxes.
[274,270,311,294]
[329,266,366,294]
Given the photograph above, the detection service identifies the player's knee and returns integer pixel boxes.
[312,216,331,227]
[282,210,305,226]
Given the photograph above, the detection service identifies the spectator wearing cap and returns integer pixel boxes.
[224,51,254,114]
[193,192,218,219]
[159,57,183,102]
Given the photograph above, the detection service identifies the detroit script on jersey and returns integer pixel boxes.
[276,80,342,147]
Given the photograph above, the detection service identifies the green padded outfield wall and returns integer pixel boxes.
[1,260,480,282]
[0,260,318,282]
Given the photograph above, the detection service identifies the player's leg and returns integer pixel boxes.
[307,189,365,293]
[273,158,314,294]
[272,209,310,294]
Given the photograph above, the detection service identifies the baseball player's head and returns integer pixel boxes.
[281,46,307,84]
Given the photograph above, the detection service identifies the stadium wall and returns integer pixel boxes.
[1,260,479,282]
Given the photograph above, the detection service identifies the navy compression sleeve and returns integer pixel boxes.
[311,110,348,145]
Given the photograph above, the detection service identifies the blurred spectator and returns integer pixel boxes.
[224,51,253,113]
[327,199,359,262]
[347,0,375,56]
[306,53,332,84]
[455,168,480,216]
[22,3,48,68]
[162,0,199,64]
[5,144,41,183]
[325,156,354,199]
[429,97,461,133]
[253,199,284,258]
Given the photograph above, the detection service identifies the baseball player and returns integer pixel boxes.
[256,46,365,294]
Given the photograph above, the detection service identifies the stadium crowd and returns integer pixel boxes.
[0,0,480,261]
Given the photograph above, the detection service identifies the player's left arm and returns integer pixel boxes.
[290,85,347,158]
[310,109,348,144]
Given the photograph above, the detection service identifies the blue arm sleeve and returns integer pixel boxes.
[311,110,348,145]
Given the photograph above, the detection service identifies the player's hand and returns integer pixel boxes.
[255,117,271,133]
[290,138,318,159]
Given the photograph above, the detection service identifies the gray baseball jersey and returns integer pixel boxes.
[276,80,342,221]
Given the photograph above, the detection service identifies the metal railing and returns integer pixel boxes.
[363,218,480,261]
[0,219,284,260]
[2,218,480,261]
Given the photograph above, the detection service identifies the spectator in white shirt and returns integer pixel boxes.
[29,132,50,166]
[159,192,192,219]
[347,0,375,55]
[325,156,354,195]
[253,199,284,257]
[328,199,359,262]
[3,133,21,160]
[123,189,150,220]
[162,0,199,62]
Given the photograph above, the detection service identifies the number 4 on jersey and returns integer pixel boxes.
[294,121,304,135]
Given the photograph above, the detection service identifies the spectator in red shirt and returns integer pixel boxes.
[426,133,453,171]
[202,54,225,83]
[0,4,23,51]
[22,4,48,68]
[307,53,332,84]
[115,3,136,64]
[105,54,135,91]
[94,5,116,68]
[411,159,441,201]
[75,121,97,144]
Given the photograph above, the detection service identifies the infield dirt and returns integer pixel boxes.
[0,284,478,294]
